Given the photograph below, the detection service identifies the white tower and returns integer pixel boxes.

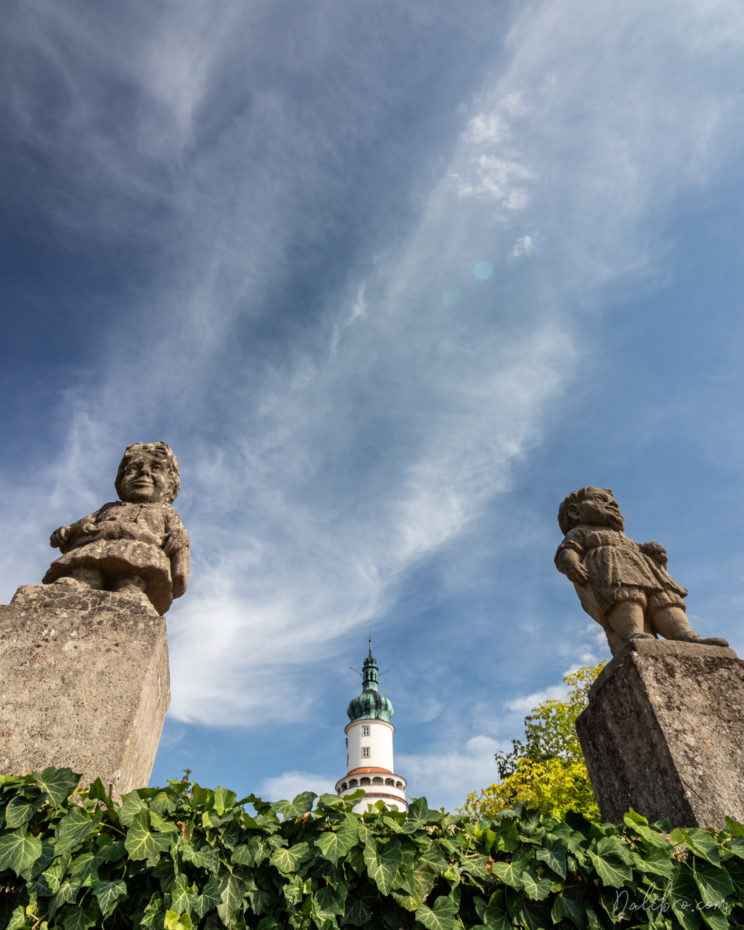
[335,642,407,813]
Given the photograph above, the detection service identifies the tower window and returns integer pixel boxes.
[361,747,370,758]
[362,725,370,736]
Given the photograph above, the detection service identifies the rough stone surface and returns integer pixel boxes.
[44,441,189,615]
[555,487,728,654]
[576,638,744,828]
[0,584,170,797]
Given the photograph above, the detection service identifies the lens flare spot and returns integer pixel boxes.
[442,289,461,309]
[473,260,494,281]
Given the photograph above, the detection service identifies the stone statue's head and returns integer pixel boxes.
[115,442,181,504]
[558,487,624,534]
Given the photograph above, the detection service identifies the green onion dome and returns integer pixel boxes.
[346,644,394,723]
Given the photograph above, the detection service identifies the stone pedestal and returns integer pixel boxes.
[0,584,169,797]
[576,638,744,829]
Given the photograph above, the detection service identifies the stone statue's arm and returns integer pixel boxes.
[164,508,190,598]
[555,531,589,585]
[50,511,100,551]
[640,541,668,567]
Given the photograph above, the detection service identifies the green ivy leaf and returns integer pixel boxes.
[393,861,437,907]
[642,847,676,881]
[5,791,44,829]
[251,887,275,916]
[213,786,237,814]
[548,820,587,854]
[67,849,97,885]
[60,905,96,930]
[407,797,443,822]
[315,883,347,919]
[84,777,115,810]
[291,791,317,815]
[586,849,632,888]
[119,790,149,826]
[0,828,42,876]
[416,893,460,930]
[94,838,126,865]
[232,834,272,867]
[165,910,194,930]
[687,831,723,868]
[417,842,449,875]
[193,876,221,919]
[693,858,734,908]
[497,819,521,852]
[150,810,179,835]
[124,810,172,861]
[669,868,704,930]
[519,868,552,901]
[169,872,197,915]
[593,834,634,866]
[282,874,303,907]
[472,890,511,930]
[316,821,360,864]
[343,896,372,926]
[34,856,66,897]
[490,859,524,891]
[256,918,283,930]
[363,838,402,895]
[32,768,79,809]
[550,886,587,929]
[699,909,730,930]
[50,874,85,916]
[217,872,245,924]
[270,841,313,874]
[316,793,348,813]
[91,877,127,918]
[624,810,672,850]
[54,806,98,855]
[180,838,220,872]
[535,840,567,879]
[5,904,28,930]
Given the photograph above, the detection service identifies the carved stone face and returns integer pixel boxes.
[569,488,625,531]
[118,452,171,503]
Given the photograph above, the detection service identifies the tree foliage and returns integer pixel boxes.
[2,767,744,929]
[462,664,604,821]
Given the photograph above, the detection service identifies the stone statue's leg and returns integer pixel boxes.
[606,601,647,644]
[605,627,626,656]
[572,583,624,654]
[652,605,729,646]
[115,576,148,596]
[651,605,694,639]
[55,567,104,589]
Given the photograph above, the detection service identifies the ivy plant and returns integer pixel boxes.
[1,768,743,929]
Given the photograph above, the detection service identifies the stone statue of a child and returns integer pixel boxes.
[555,487,727,655]
[43,442,189,615]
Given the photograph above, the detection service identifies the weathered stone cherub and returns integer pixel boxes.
[43,442,190,615]
[555,487,728,655]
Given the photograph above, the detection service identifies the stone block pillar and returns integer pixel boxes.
[0,584,169,797]
[576,638,744,829]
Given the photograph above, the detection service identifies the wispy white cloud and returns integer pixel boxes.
[330,283,368,358]
[506,683,569,716]
[509,234,536,260]
[398,733,510,811]
[258,771,336,803]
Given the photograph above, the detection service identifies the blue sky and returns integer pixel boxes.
[3,0,744,812]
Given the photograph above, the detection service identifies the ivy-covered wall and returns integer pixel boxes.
[1,768,743,929]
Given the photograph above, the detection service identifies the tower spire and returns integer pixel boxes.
[335,643,407,813]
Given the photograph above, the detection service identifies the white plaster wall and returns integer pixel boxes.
[351,792,407,813]
[345,718,394,772]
